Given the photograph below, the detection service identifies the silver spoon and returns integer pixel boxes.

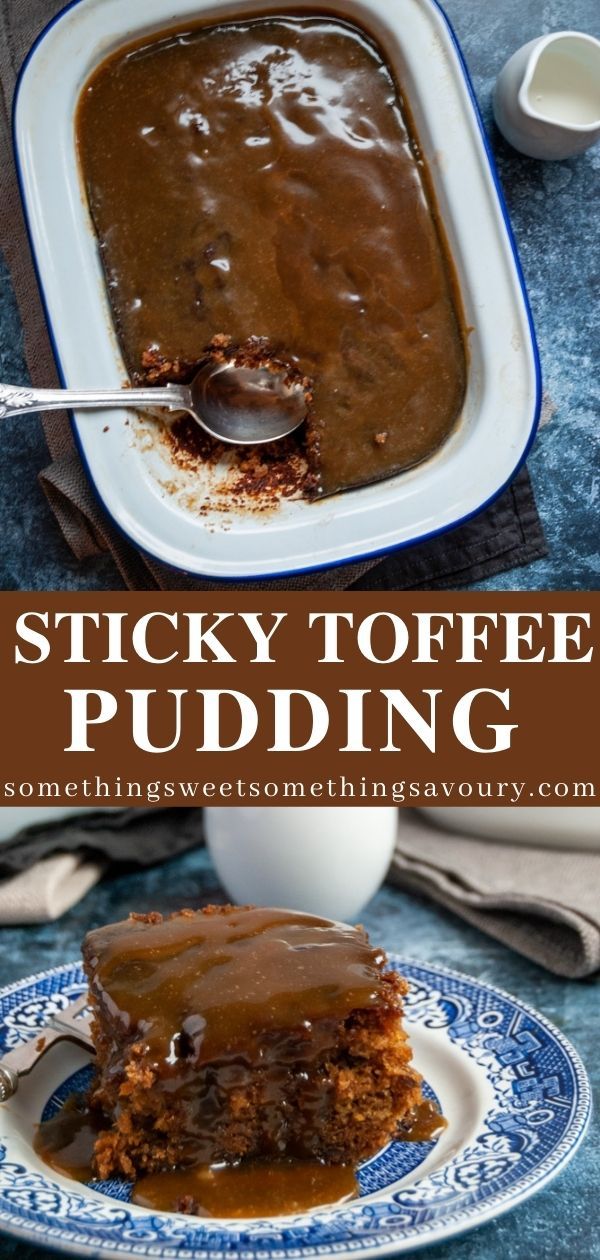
[0,359,308,446]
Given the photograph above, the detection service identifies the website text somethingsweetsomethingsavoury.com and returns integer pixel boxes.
[0,777,595,806]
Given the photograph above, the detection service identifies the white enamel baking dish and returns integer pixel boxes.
[14,0,541,581]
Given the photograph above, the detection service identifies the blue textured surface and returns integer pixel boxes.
[0,844,597,1260]
[0,0,598,590]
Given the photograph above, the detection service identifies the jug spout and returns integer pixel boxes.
[494,31,600,160]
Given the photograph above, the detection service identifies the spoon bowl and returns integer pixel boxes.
[188,358,309,444]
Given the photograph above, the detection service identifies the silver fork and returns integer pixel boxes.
[0,994,94,1102]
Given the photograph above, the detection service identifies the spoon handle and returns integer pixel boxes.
[0,381,191,420]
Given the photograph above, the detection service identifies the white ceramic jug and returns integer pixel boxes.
[494,31,600,159]
[204,806,398,922]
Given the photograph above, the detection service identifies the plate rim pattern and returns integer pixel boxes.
[0,956,591,1260]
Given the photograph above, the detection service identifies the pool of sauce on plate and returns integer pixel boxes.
[131,1159,358,1216]
[35,1098,444,1215]
[397,1098,447,1143]
[34,1095,106,1182]
[76,14,466,498]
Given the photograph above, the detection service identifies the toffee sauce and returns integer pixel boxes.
[34,1095,106,1182]
[82,906,388,1063]
[76,15,466,497]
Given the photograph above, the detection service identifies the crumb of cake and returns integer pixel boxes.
[176,1195,198,1214]
[137,347,199,385]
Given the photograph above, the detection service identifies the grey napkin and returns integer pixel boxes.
[0,809,203,924]
[391,812,600,979]
[0,808,203,877]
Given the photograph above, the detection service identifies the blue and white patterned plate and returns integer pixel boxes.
[0,957,590,1259]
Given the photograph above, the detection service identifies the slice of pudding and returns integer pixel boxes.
[82,905,422,1182]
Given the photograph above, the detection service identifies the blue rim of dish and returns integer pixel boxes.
[0,956,590,1260]
[12,0,543,584]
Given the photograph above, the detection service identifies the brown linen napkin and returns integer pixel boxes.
[0,808,203,924]
[0,0,547,591]
[391,812,600,980]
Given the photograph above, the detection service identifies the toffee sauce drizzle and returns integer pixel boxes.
[76,15,466,497]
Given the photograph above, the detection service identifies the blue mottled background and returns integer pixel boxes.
[0,0,598,590]
[0,844,597,1260]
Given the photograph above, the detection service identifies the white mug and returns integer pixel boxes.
[204,806,398,922]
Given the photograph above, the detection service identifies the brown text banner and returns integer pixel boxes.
[0,592,597,807]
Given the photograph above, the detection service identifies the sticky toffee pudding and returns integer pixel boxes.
[35,906,444,1216]
[77,16,466,500]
